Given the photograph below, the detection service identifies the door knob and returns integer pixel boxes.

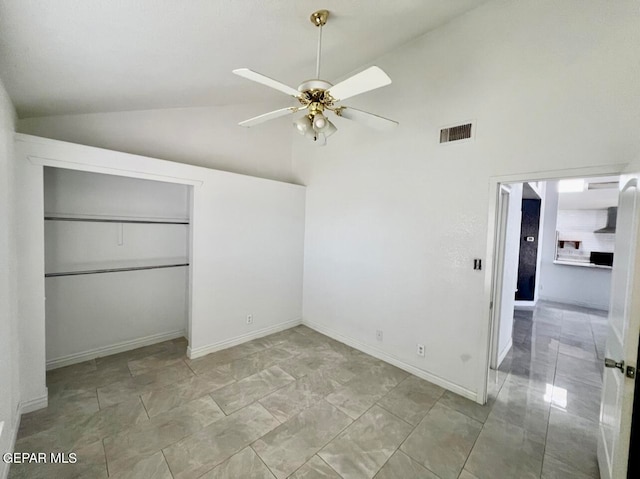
[604,358,625,373]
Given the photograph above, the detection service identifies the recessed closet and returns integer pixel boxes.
[43,167,191,369]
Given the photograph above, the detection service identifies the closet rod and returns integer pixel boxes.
[44,217,189,225]
[45,263,189,278]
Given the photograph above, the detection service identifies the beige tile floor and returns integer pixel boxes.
[10,301,604,478]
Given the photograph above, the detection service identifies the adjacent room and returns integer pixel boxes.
[1,1,639,479]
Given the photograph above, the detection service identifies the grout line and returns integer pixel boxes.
[542,326,563,476]
[257,400,284,424]
[139,394,151,420]
[457,413,484,477]
[184,358,198,376]
[101,437,110,477]
[378,400,431,475]
[319,385,417,477]
[249,444,278,479]
[316,454,343,477]
[373,402,415,429]
[94,388,102,411]
[161,449,176,479]
[209,393,231,417]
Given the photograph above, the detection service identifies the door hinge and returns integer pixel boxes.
[490,300,493,310]
[605,358,625,373]
[605,358,637,379]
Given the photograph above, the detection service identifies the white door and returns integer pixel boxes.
[598,174,640,479]
[490,185,510,369]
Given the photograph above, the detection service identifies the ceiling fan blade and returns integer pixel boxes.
[326,66,392,102]
[336,106,398,131]
[233,68,301,98]
[239,107,300,127]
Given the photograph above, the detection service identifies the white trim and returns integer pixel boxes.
[19,391,48,414]
[46,330,186,370]
[538,295,609,311]
[27,155,204,187]
[514,300,537,310]
[487,164,628,185]
[187,319,302,359]
[532,182,546,304]
[302,319,477,402]
[497,337,513,368]
[15,133,305,190]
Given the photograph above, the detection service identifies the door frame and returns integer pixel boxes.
[479,163,628,404]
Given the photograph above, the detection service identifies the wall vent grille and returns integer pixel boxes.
[440,123,473,143]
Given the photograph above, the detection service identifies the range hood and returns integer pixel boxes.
[595,207,617,233]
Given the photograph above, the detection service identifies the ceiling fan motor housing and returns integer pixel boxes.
[297,79,333,92]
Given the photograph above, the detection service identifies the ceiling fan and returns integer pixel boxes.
[233,9,398,146]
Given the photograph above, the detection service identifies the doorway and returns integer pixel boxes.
[485,170,628,477]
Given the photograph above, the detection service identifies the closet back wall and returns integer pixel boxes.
[44,168,190,368]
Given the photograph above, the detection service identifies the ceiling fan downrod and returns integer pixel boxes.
[310,10,329,79]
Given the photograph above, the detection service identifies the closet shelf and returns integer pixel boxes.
[45,261,189,278]
[44,216,189,225]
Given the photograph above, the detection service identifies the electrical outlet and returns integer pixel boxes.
[246,314,253,325]
[376,330,383,341]
[416,344,425,357]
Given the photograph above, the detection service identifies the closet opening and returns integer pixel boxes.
[43,167,192,371]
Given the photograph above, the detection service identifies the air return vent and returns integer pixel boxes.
[440,123,473,143]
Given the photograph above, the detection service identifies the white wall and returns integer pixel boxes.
[17,102,296,183]
[556,209,616,259]
[15,134,305,409]
[43,168,190,367]
[44,168,191,221]
[539,181,612,310]
[496,183,522,366]
[294,0,640,398]
[0,79,20,479]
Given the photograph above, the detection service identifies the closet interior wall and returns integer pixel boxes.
[43,167,190,368]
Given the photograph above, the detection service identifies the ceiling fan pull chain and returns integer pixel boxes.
[316,23,323,79]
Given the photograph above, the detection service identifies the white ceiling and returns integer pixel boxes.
[0,0,486,118]
[558,177,620,210]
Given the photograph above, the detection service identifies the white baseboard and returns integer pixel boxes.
[46,330,186,370]
[497,338,513,368]
[19,390,48,414]
[539,295,608,312]
[187,318,302,360]
[515,300,537,310]
[302,319,477,403]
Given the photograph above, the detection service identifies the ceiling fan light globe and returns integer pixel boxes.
[324,120,337,138]
[294,115,312,135]
[312,113,328,132]
[311,132,327,146]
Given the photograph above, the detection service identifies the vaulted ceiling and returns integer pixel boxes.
[0,0,487,118]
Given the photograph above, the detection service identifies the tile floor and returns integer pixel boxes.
[10,301,605,478]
